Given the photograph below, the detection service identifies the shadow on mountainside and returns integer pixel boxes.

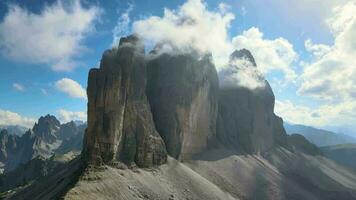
[7,157,84,200]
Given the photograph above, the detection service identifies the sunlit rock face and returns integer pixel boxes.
[146,50,219,160]
[83,35,167,167]
[217,49,288,153]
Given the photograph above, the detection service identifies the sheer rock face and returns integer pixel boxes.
[83,35,167,167]
[217,49,288,153]
[146,51,219,160]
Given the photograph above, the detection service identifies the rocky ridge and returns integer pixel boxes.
[83,36,291,166]
[0,115,84,173]
[6,35,356,200]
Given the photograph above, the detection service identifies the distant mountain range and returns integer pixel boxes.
[284,122,356,147]
[0,125,27,136]
[0,115,85,174]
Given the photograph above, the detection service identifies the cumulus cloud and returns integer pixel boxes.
[130,0,297,88]
[0,0,100,71]
[55,78,87,100]
[275,100,356,128]
[132,0,235,69]
[299,2,356,102]
[232,27,298,81]
[0,109,35,128]
[58,109,86,123]
[12,83,24,92]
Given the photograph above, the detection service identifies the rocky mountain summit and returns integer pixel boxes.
[6,35,356,200]
[0,115,84,173]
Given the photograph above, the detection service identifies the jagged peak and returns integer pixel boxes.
[230,49,257,67]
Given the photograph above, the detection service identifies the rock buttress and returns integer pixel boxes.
[147,51,219,160]
[83,35,167,167]
[217,49,288,153]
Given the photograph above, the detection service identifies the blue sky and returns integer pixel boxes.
[0,0,355,135]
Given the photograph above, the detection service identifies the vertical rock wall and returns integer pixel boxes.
[83,35,167,167]
[146,52,219,159]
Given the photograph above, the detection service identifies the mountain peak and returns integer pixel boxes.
[32,114,60,143]
[230,49,257,66]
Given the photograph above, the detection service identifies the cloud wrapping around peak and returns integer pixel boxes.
[0,109,35,128]
[219,58,266,90]
[232,27,298,81]
[112,4,134,46]
[132,0,235,69]
[0,0,100,71]
[55,78,87,100]
[130,0,298,88]
[58,109,86,123]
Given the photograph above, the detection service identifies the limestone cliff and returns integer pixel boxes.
[217,49,288,153]
[83,35,167,167]
[146,50,219,160]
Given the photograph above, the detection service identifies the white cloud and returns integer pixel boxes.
[0,109,35,128]
[55,78,86,100]
[275,100,356,128]
[0,0,100,71]
[12,83,24,92]
[131,0,297,86]
[132,0,235,69]
[58,109,86,123]
[299,2,356,102]
[112,4,134,46]
[232,27,298,81]
[219,58,266,89]
[304,39,331,58]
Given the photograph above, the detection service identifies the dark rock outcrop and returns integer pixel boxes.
[146,50,219,160]
[0,130,20,169]
[56,123,86,154]
[83,35,167,167]
[287,134,322,155]
[58,121,79,140]
[217,49,288,153]
[32,115,60,143]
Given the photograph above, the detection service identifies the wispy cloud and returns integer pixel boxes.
[12,83,25,92]
[112,4,134,46]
